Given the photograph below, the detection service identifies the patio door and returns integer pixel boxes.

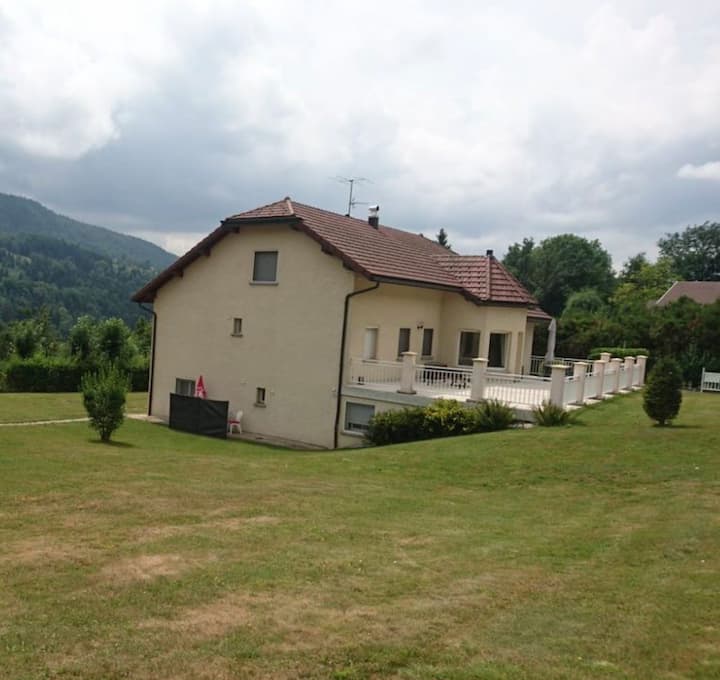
[363,328,378,360]
[458,331,480,366]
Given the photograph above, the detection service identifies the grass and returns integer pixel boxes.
[0,392,147,423]
[0,391,718,679]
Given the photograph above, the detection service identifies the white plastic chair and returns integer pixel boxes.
[228,410,243,434]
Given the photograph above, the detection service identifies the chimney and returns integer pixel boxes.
[368,205,380,228]
[486,249,494,258]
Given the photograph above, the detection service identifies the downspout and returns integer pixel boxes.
[136,302,156,417]
[333,281,380,448]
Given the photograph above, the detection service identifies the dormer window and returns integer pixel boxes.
[252,251,278,283]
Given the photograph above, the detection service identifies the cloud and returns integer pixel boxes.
[677,161,720,181]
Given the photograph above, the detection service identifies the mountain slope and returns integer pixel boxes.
[0,233,157,329]
[0,192,175,269]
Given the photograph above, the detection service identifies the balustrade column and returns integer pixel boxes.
[469,357,488,401]
[636,355,648,386]
[623,357,635,390]
[600,352,612,363]
[593,360,606,398]
[398,352,417,394]
[610,358,622,394]
[573,362,588,405]
[550,363,567,407]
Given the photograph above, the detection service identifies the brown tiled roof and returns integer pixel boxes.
[656,281,720,306]
[132,198,543,312]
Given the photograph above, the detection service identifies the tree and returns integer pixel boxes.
[507,234,615,317]
[658,222,720,281]
[502,237,535,290]
[96,318,134,366]
[643,357,682,426]
[436,228,452,250]
[81,364,129,442]
[69,315,97,362]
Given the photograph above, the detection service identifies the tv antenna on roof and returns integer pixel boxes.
[335,176,372,216]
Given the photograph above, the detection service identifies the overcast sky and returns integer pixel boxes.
[2,0,720,268]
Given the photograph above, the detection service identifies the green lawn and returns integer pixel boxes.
[0,392,718,679]
[0,392,147,423]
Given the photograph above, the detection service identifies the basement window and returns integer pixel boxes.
[175,378,196,397]
[344,402,375,433]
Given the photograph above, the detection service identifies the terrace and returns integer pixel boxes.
[345,352,648,418]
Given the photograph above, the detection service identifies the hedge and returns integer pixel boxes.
[1,357,149,393]
[588,347,649,360]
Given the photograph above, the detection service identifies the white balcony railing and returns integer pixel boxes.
[347,354,648,411]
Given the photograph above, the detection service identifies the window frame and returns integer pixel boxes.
[255,386,267,406]
[457,330,481,366]
[363,327,379,360]
[175,378,196,397]
[488,332,509,369]
[421,328,434,358]
[344,402,375,434]
[251,251,279,284]
[397,327,411,357]
[232,317,243,336]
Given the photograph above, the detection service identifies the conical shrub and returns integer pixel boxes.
[643,357,682,426]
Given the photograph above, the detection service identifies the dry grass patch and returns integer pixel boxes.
[99,552,216,585]
[0,536,89,566]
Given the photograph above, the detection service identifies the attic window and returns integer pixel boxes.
[252,251,278,283]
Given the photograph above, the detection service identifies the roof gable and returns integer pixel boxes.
[132,198,542,310]
[656,280,720,306]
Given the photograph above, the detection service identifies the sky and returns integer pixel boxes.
[1,0,720,269]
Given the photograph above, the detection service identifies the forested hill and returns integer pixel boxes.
[0,233,158,330]
[0,192,175,269]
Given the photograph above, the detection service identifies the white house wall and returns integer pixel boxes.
[151,223,354,448]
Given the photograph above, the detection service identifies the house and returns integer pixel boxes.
[132,199,550,449]
[655,280,720,307]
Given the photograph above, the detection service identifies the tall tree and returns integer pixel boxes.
[502,237,535,289]
[436,228,452,250]
[658,222,720,281]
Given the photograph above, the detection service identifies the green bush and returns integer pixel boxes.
[467,399,516,432]
[1,356,148,393]
[365,399,516,445]
[588,347,649,360]
[643,357,682,426]
[532,400,574,427]
[81,363,130,442]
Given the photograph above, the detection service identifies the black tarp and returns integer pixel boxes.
[169,393,229,439]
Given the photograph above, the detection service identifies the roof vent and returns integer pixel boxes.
[486,249,494,258]
[368,205,380,229]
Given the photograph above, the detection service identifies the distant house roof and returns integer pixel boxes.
[132,198,549,317]
[655,281,720,307]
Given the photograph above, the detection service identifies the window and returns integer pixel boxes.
[363,328,378,360]
[345,402,375,433]
[422,328,434,357]
[252,251,278,283]
[255,387,266,406]
[458,331,480,366]
[397,328,411,356]
[488,333,508,368]
[175,378,195,396]
[232,318,243,336]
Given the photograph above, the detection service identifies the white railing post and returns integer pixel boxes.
[573,362,588,405]
[636,355,648,386]
[600,352,612,363]
[610,358,622,394]
[623,356,635,390]
[550,363,567,407]
[469,357,488,401]
[593,360,606,398]
[398,352,417,394]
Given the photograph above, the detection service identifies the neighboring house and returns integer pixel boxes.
[132,199,550,448]
[655,281,720,307]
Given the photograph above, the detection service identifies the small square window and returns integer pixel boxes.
[232,318,243,336]
[252,251,278,283]
[345,402,375,433]
[175,378,196,396]
[255,387,266,406]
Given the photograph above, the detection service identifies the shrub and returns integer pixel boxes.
[81,363,130,442]
[4,356,84,392]
[588,347,649,361]
[423,399,471,438]
[468,400,515,432]
[643,357,682,426]
[532,400,574,426]
[365,406,427,446]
